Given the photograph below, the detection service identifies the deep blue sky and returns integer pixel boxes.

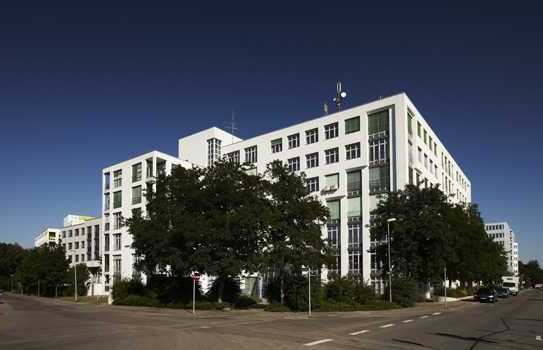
[0,2,541,262]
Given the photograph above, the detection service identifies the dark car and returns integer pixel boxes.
[496,288,510,298]
[475,288,498,303]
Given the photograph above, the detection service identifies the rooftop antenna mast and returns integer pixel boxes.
[333,81,347,112]
[227,108,238,144]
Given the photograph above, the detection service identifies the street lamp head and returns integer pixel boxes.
[387,218,397,223]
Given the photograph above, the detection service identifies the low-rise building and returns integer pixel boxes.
[34,228,61,247]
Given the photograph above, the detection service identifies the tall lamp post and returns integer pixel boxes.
[387,218,397,303]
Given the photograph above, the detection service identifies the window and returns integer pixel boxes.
[345,116,360,134]
[306,152,319,168]
[207,138,222,166]
[113,256,121,280]
[105,234,110,251]
[113,212,123,230]
[417,122,421,137]
[349,250,361,275]
[113,191,122,209]
[146,159,153,178]
[226,150,240,164]
[113,170,122,188]
[75,255,79,262]
[132,163,142,182]
[429,136,433,151]
[132,207,142,218]
[104,193,110,211]
[75,242,79,249]
[418,147,422,163]
[245,146,257,163]
[287,133,300,149]
[62,231,66,238]
[287,157,300,172]
[424,154,428,170]
[68,243,73,250]
[369,138,388,165]
[408,112,414,135]
[424,129,428,145]
[324,122,339,139]
[347,171,361,198]
[69,230,73,238]
[434,142,438,156]
[307,177,319,193]
[270,138,282,153]
[368,110,389,135]
[132,186,142,205]
[369,166,390,194]
[81,241,85,249]
[409,167,414,185]
[104,254,109,272]
[81,254,85,262]
[306,128,318,144]
[75,229,79,237]
[104,173,111,190]
[325,147,339,164]
[327,200,341,265]
[325,173,339,191]
[345,142,361,160]
[113,234,121,251]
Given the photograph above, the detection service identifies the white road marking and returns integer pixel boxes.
[536,335,542,341]
[402,319,414,323]
[349,330,370,336]
[432,312,441,315]
[420,315,429,319]
[380,323,395,328]
[304,339,334,346]
[201,326,210,329]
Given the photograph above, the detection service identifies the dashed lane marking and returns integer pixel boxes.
[349,330,370,336]
[380,323,395,328]
[420,315,429,319]
[536,335,541,341]
[432,312,441,315]
[402,319,414,323]
[304,339,334,346]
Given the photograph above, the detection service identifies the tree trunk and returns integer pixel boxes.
[280,276,285,305]
[217,278,224,303]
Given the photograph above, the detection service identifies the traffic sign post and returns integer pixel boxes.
[191,273,200,315]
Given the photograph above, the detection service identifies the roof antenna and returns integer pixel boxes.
[227,109,238,144]
[333,81,347,112]
[323,101,329,115]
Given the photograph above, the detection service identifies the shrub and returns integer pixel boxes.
[264,303,291,312]
[234,295,258,309]
[433,286,474,298]
[384,277,417,307]
[148,275,202,304]
[317,300,399,312]
[112,279,147,303]
[116,295,161,307]
[206,277,241,303]
[325,277,356,304]
[353,282,377,304]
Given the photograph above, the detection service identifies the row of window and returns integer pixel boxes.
[68,254,86,263]
[105,185,148,211]
[62,225,99,239]
[486,224,505,231]
[103,254,122,274]
[65,241,86,250]
[104,233,122,252]
[408,111,438,157]
[489,232,505,239]
[270,116,361,154]
[104,159,166,190]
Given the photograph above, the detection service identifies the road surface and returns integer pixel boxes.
[1,289,542,349]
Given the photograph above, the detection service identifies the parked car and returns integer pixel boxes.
[475,288,498,303]
[496,288,510,298]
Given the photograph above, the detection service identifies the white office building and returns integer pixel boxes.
[101,151,191,292]
[485,222,519,276]
[34,228,61,247]
[179,93,471,292]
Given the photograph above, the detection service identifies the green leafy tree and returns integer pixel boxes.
[17,244,68,297]
[262,160,331,304]
[198,160,269,302]
[519,260,543,287]
[0,243,26,290]
[65,264,90,297]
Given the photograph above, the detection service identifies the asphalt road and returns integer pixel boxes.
[1,289,542,349]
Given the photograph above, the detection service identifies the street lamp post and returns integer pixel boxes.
[387,218,397,303]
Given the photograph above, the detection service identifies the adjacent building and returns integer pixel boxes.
[179,93,472,292]
[485,222,519,276]
[34,228,61,247]
[101,151,191,293]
